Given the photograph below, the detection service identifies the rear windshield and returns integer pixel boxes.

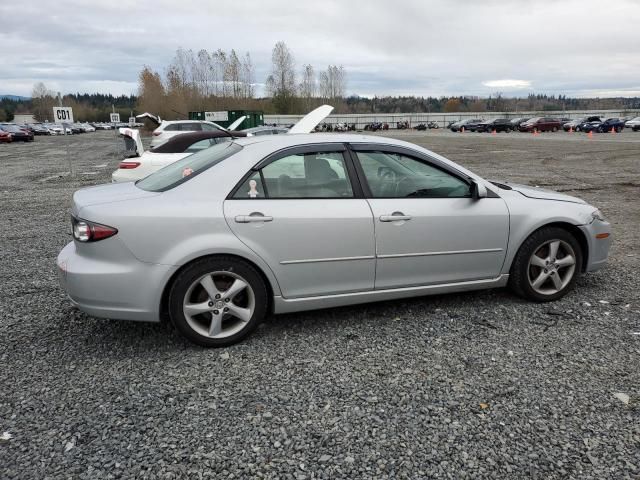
[137,142,242,192]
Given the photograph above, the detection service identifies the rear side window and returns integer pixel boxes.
[137,142,242,192]
[231,151,354,199]
[164,124,180,131]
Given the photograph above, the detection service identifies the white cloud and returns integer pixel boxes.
[482,80,532,89]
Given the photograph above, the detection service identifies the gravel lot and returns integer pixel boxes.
[1,129,639,479]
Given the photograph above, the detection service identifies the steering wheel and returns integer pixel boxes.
[395,176,446,197]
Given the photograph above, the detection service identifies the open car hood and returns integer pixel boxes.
[288,105,334,134]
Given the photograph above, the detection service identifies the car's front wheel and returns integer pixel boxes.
[509,227,582,302]
[168,256,268,347]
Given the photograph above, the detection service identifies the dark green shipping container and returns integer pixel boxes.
[188,110,264,129]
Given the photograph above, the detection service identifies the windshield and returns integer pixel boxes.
[137,142,242,192]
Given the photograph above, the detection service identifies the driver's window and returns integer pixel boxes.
[356,151,471,198]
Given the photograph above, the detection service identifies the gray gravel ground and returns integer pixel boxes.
[1,129,639,479]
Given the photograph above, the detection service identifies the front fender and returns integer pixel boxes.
[501,192,594,274]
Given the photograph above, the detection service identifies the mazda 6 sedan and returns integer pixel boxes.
[57,134,611,347]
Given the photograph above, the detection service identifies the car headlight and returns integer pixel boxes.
[591,209,606,222]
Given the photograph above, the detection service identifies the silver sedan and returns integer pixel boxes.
[57,134,611,347]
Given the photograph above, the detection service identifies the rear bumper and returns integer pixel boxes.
[579,219,612,272]
[57,241,178,322]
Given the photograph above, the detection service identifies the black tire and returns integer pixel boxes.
[168,256,268,347]
[509,227,583,302]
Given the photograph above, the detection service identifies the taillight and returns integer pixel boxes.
[71,216,118,242]
[118,161,141,169]
[152,131,161,136]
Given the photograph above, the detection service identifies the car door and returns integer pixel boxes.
[350,145,509,290]
[223,144,376,298]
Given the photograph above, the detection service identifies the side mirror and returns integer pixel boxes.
[471,180,488,200]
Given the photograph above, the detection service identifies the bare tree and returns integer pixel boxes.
[266,41,296,112]
[319,65,346,100]
[299,64,316,109]
[241,52,255,98]
[31,82,56,121]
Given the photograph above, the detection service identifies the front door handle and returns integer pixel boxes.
[235,213,273,223]
[380,212,412,222]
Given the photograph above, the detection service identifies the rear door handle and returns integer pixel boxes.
[380,212,412,222]
[235,213,273,223]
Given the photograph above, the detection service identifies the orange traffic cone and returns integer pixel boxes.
[533,128,539,136]
[610,127,616,135]
[461,127,465,133]
[491,129,497,135]
[587,131,593,139]
[569,126,573,133]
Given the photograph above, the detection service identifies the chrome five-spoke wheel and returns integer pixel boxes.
[509,227,583,302]
[528,240,576,295]
[183,271,255,339]
[169,257,267,347]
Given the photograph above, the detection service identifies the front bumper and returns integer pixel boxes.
[57,240,178,322]
[579,218,612,272]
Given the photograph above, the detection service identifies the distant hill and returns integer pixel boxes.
[0,95,30,101]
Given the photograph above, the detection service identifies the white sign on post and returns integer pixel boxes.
[110,113,120,123]
[128,117,135,126]
[53,107,74,123]
[204,111,229,122]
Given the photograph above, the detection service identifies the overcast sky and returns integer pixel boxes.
[2,0,639,98]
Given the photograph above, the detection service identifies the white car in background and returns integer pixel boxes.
[112,116,291,183]
[149,120,225,148]
[624,117,640,128]
[113,130,238,183]
[80,123,96,132]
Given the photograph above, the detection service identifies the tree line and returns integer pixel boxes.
[136,41,347,117]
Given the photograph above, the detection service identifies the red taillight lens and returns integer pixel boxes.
[72,217,118,242]
[152,131,161,136]
[118,161,141,169]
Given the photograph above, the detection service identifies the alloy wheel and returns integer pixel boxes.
[527,240,577,295]
[183,271,255,339]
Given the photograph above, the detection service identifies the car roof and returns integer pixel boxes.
[231,132,437,152]
[150,130,247,153]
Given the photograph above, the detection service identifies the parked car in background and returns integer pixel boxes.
[624,117,640,129]
[113,129,246,183]
[150,120,223,148]
[0,129,11,143]
[450,118,484,132]
[567,116,601,132]
[509,118,529,131]
[519,117,562,132]
[29,123,52,135]
[0,124,34,142]
[581,118,625,133]
[80,123,96,132]
[475,118,512,133]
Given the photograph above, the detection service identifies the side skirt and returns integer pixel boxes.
[273,274,509,314]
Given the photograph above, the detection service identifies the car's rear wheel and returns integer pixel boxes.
[552,126,558,132]
[168,256,268,347]
[509,227,582,302]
